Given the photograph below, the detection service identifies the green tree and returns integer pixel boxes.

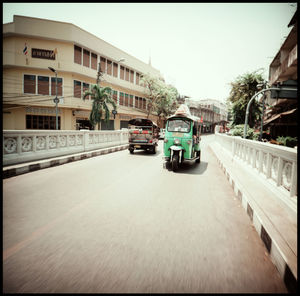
[83,84,116,130]
[140,73,165,118]
[227,69,265,127]
[155,85,179,126]
[140,73,179,123]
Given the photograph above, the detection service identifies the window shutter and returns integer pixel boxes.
[83,49,90,67]
[24,75,36,94]
[38,76,49,95]
[74,45,82,64]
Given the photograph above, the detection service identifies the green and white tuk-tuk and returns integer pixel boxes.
[163,104,201,171]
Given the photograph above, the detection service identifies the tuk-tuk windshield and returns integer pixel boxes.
[167,119,191,133]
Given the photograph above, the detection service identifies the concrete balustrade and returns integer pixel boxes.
[215,133,297,199]
[3,130,129,166]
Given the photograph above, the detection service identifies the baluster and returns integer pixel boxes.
[252,148,256,168]
[266,153,272,178]
[17,135,22,154]
[276,157,284,186]
[290,161,297,197]
[33,135,37,152]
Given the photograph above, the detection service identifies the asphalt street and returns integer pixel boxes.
[3,135,287,293]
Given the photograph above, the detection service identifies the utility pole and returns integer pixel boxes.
[48,67,59,130]
[96,62,102,85]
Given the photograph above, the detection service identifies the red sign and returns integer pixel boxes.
[200,116,203,123]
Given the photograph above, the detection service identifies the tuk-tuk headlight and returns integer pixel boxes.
[174,138,180,145]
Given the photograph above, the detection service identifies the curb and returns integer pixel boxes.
[209,144,297,293]
[3,144,129,179]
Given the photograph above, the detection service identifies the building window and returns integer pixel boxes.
[101,119,114,130]
[107,60,112,75]
[91,53,97,70]
[74,45,82,64]
[136,72,140,85]
[143,98,146,110]
[38,76,49,95]
[125,68,130,81]
[26,115,60,130]
[83,49,90,67]
[51,77,63,96]
[100,57,106,73]
[74,80,82,98]
[113,63,118,77]
[24,74,36,94]
[83,82,90,99]
[135,96,139,108]
[129,95,134,107]
[130,70,134,83]
[119,92,124,105]
[125,93,129,106]
[113,90,118,104]
[120,66,125,80]
[139,97,143,109]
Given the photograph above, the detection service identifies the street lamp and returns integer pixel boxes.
[48,67,59,130]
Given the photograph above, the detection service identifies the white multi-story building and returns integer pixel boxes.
[3,15,164,130]
[186,98,228,133]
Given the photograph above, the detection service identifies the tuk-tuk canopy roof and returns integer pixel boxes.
[167,104,201,122]
[128,118,158,127]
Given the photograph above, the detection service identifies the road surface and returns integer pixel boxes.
[3,135,287,293]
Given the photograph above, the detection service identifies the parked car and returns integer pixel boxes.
[128,118,159,154]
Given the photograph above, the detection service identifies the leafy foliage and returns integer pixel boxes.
[83,84,116,128]
[140,73,178,119]
[276,136,297,147]
[227,69,265,127]
[230,124,259,140]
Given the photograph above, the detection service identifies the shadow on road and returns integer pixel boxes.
[165,161,208,175]
[127,149,162,157]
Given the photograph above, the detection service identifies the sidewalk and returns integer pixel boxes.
[209,141,297,293]
[3,144,128,179]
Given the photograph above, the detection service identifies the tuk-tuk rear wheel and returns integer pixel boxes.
[129,147,134,154]
[172,153,179,172]
[196,151,201,163]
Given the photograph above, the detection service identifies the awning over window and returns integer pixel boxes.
[263,108,297,125]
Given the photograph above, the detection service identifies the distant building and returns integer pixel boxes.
[185,98,228,133]
[263,10,297,139]
[3,15,164,130]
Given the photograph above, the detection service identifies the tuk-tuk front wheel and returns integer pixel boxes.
[172,153,179,172]
[129,147,134,154]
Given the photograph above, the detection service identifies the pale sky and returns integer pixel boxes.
[3,2,297,103]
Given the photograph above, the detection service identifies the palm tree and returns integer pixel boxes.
[83,84,116,130]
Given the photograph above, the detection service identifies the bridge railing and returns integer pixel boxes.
[3,130,129,166]
[215,133,297,199]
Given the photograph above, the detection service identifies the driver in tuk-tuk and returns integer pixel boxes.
[193,123,197,145]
